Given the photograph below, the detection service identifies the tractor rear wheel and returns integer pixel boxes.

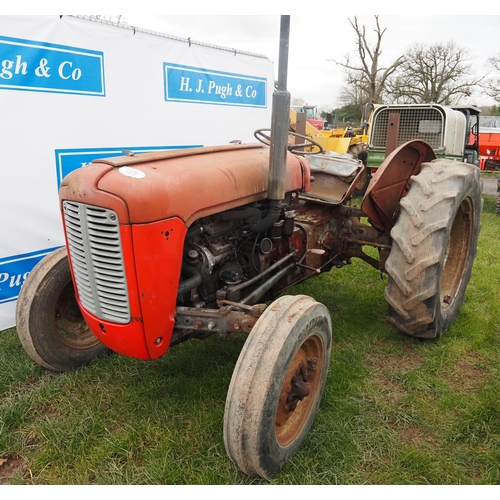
[16,247,107,371]
[223,295,332,480]
[384,159,482,339]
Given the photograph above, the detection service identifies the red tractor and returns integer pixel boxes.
[16,17,483,480]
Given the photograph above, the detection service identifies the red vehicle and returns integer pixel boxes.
[478,127,500,170]
[16,17,483,480]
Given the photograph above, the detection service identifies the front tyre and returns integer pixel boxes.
[16,247,108,371]
[223,295,332,480]
[384,159,483,339]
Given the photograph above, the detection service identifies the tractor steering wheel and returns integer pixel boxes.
[254,129,323,155]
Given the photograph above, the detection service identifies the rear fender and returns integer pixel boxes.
[361,140,436,230]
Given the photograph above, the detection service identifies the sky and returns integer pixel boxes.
[12,2,500,110]
[120,12,500,111]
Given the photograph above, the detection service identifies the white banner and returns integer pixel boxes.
[0,15,274,330]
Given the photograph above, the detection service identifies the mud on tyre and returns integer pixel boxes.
[223,295,332,480]
[384,159,483,339]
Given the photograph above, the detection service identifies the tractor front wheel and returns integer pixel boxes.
[223,295,332,480]
[384,159,483,338]
[16,247,107,371]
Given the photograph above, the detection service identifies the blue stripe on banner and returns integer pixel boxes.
[0,247,62,304]
[164,63,267,108]
[0,35,105,96]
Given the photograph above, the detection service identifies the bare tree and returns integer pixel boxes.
[386,42,483,104]
[329,16,405,104]
[484,54,500,103]
[339,76,367,105]
[291,97,306,106]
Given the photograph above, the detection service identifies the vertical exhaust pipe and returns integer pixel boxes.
[250,15,291,234]
[268,15,291,202]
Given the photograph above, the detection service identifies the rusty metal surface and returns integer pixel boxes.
[94,143,264,167]
[299,163,366,206]
[362,140,436,229]
[385,112,401,158]
[173,304,266,337]
[295,112,307,138]
[275,333,324,447]
[67,146,309,227]
[301,172,350,203]
[294,204,341,270]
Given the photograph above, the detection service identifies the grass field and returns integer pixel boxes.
[0,194,499,485]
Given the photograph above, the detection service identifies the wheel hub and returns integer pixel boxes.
[440,197,473,311]
[275,336,323,447]
[286,360,317,411]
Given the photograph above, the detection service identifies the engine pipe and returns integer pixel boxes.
[177,264,202,296]
[222,251,297,297]
[186,223,214,241]
[248,202,281,233]
[241,262,296,305]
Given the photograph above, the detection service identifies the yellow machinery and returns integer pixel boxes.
[289,108,368,155]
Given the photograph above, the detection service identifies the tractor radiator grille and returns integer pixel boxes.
[371,107,444,150]
[62,201,130,324]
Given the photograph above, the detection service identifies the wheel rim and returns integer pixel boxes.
[275,333,324,447]
[53,280,100,349]
[440,197,473,311]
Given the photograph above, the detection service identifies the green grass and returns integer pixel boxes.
[1,195,499,485]
[480,170,500,178]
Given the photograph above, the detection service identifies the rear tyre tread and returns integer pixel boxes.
[385,159,482,338]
